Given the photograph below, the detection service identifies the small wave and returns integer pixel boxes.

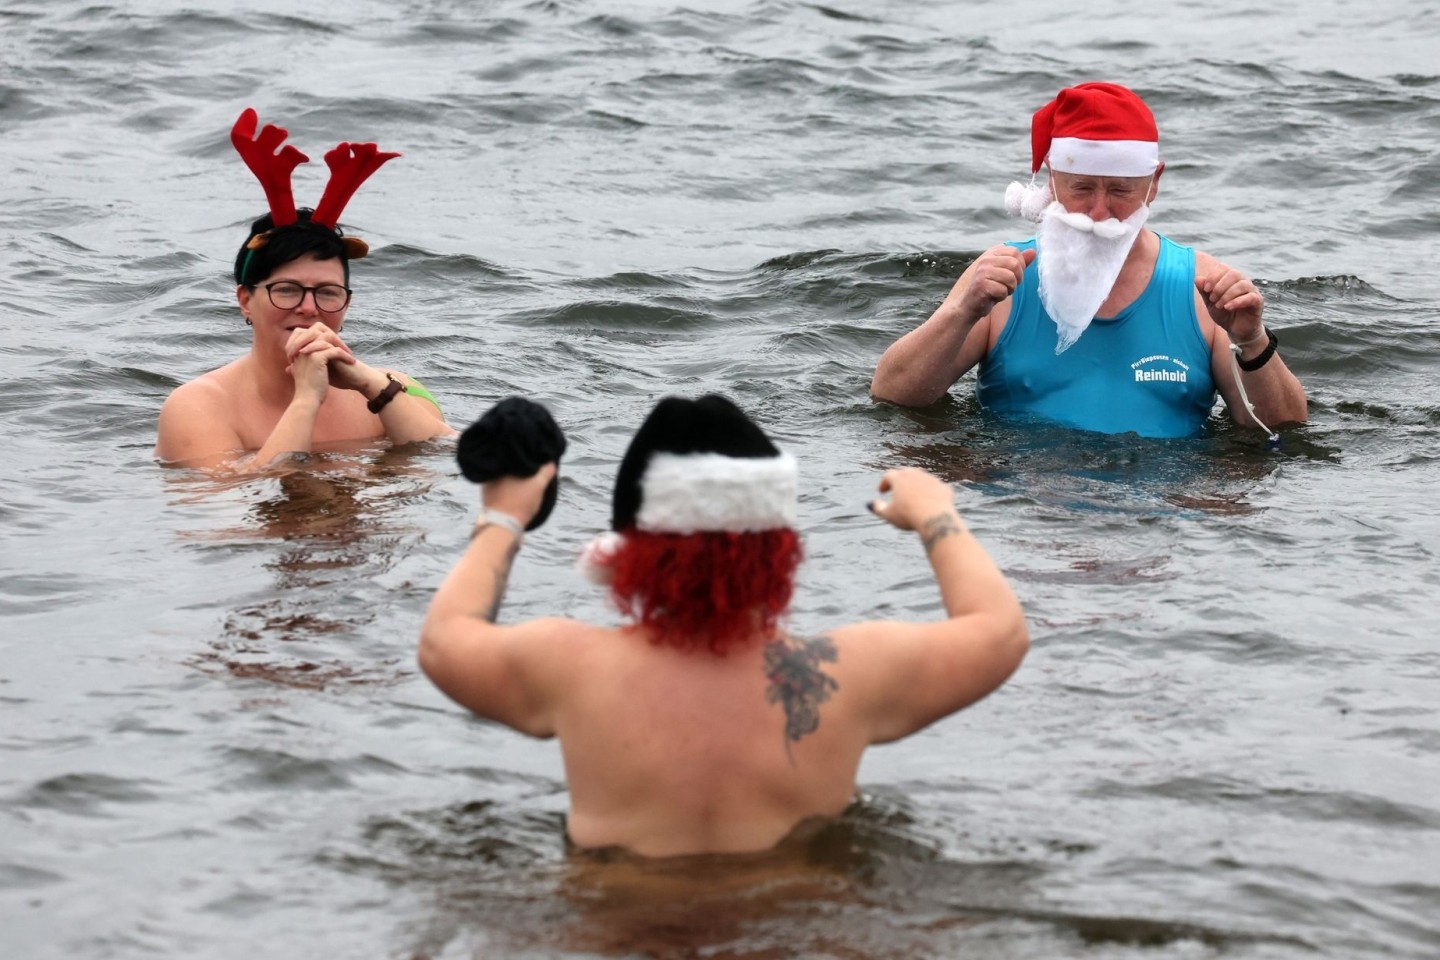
[0,862,67,891]
[9,772,161,817]
[218,747,404,792]
[1087,775,1440,830]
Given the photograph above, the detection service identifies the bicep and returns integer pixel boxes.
[957,302,1005,378]
[417,616,573,737]
[834,614,1028,745]
[939,263,1000,382]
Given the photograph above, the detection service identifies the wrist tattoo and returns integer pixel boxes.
[920,513,962,554]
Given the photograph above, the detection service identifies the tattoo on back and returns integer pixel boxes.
[920,513,962,554]
[764,635,839,762]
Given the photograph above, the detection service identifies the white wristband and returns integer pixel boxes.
[473,509,524,543]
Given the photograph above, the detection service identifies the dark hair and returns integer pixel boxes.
[233,209,350,287]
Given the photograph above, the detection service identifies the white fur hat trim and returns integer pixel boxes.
[636,452,797,534]
[1047,137,1159,177]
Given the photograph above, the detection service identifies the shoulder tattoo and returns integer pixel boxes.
[764,634,839,762]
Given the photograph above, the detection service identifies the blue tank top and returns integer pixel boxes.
[975,234,1217,438]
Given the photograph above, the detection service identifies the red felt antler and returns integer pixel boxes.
[230,108,310,227]
[311,141,402,229]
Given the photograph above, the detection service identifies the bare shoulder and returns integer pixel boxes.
[814,620,907,688]
[1186,253,1230,345]
[508,615,606,648]
[418,615,601,737]
[161,369,230,410]
[823,619,908,661]
[820,615,1028,744]
[762,633,842,688]
[161,358,251,410]
[1192,248,1246,281]
[434,615,606,682]
[155,366,244,464]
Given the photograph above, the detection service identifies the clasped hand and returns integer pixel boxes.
[283,324,371,399]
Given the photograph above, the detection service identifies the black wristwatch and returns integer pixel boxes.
[1235,329,1279,372]
[366,374,406,413]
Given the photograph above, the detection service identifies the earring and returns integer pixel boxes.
[244,316,253,326]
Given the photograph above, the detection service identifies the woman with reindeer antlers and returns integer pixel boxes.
[155,108,454,471]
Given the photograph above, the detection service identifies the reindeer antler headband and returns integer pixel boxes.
[231,107,401,279]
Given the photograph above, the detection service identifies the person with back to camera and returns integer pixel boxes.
[418,393,1028,858]
[871,82,1307,440]
[155,109,454,471]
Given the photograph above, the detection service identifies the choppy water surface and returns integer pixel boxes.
[2,1,1438,958]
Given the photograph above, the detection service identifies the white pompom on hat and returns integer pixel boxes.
[1005,177,1055,222]
[577,531,623,585]
[1005,82,1160,221]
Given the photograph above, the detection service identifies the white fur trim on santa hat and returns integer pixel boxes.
[1048,137,1159,177]
[636,452,797,534]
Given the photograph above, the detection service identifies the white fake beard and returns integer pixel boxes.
[1035,201,1150,353]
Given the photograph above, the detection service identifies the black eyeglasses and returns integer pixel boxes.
[261,281,352,314]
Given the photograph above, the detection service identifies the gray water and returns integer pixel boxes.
[2,1,1438,958]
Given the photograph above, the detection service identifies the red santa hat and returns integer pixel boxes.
[1032,82,1159,176]
[1005,82,1160,220]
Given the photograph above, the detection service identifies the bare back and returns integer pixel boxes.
[419,467,1029,861]
[549,624,867,858]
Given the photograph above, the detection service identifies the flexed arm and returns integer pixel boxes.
[869,469,1025,642]
[871,245,1035,406]
[1196,255,1307,429]
[835,468,1028,744]
[418,466,564,737]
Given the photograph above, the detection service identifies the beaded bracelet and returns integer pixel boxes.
[471,509,525,543]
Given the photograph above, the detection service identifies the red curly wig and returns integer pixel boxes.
[607,528,803,655]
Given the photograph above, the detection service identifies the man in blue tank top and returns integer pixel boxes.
[871,82,1307,439]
